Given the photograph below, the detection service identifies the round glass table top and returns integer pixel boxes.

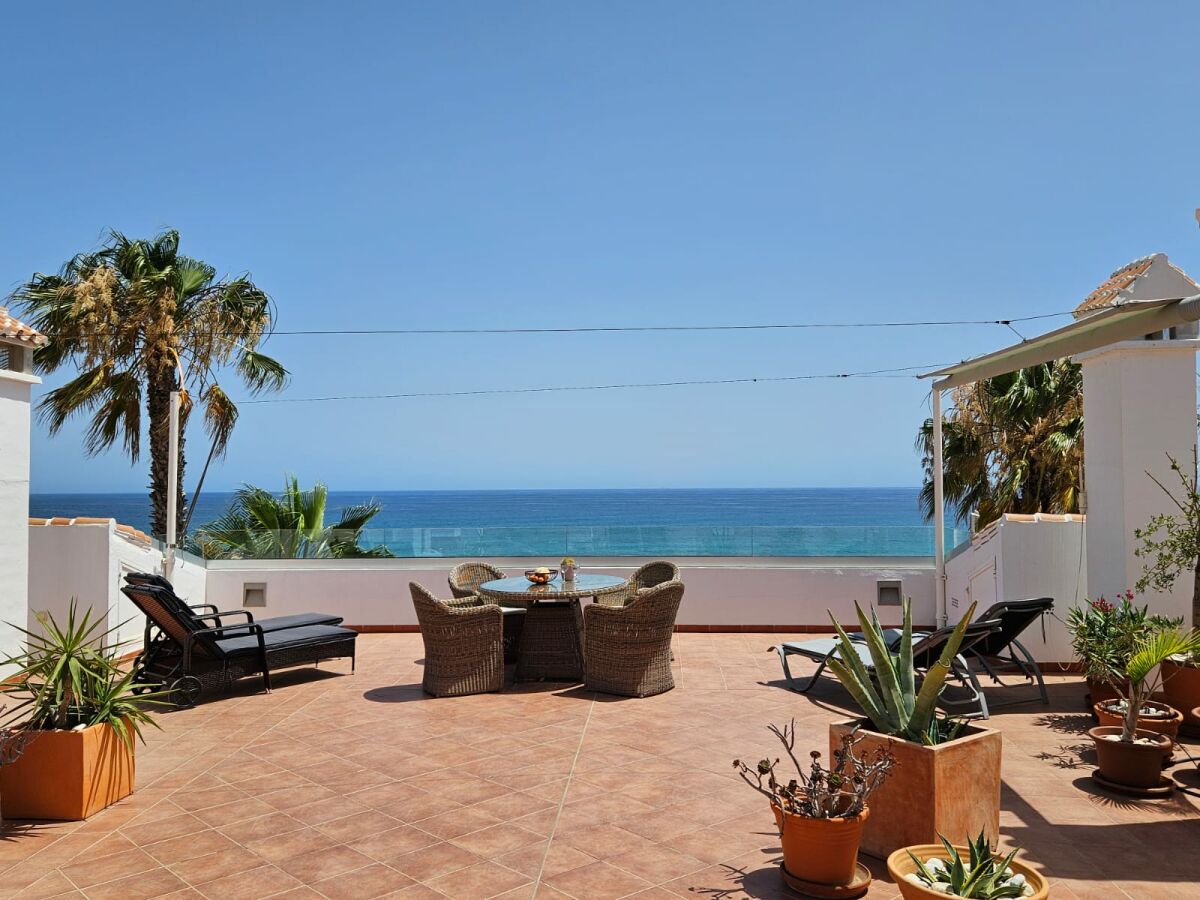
[477,573,627,600]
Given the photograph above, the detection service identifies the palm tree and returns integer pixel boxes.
[11,229,287,539]
[916,359,1083,529]
[193,476,393,559]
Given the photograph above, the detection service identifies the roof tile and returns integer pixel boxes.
[0,307,47,347]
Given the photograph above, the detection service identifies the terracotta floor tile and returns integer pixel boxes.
[389,840,482,881]
[415,805,502,840]
[145,828,240,865]
[544,860,654,899]
[608,843,708,884]
[348,825,440,861]
[449,823,544,858]
[59,848,159,888]
[85,865,188,899]
[276,844,375,883]
[195,863,303,900]
[425,860,532,899]
[168,846,264,885]
[245,826,338,863]
[218,811,307,846]
[310,862,416,899]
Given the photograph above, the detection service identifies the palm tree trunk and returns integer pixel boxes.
[147,365,186,541]
[1192,552,1200,629]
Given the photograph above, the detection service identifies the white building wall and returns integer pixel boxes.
[0,371,37,668]
[28,522,206,650]
[203,557,936,629]
[1076,340,1197,624]
[946,515,1086,663]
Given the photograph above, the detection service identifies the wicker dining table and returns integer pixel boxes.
[477,574,628,682]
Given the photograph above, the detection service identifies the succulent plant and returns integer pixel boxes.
[825,598,976,745]
[905,831,1033,898]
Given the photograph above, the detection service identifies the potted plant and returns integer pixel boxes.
[826,599,1003,859]
[887,831,1048,899]
[1161,651,1200,735]
[0,602,162,820]
[1064,592,1179,707]
[1089,626,1200,793]
[1134,452,1200,733]
[735,721,894,891]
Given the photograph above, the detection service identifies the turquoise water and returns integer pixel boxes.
[30,488,962,557]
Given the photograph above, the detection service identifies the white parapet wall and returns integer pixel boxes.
[946,513,1087,664]
[27,519,207,650]
[203,557,936,630]
[0,371,37,668]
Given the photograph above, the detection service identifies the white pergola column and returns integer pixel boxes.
[1074,339,1199,622]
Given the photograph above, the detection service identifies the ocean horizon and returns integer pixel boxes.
[29,487,960,557]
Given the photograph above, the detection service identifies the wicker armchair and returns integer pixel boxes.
[448,561,525,662]
[583,581,684,697]
[448,561,506,598]
[411,582,504,697]
[597,560,681,607]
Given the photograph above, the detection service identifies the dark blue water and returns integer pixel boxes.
[30,488,959,557]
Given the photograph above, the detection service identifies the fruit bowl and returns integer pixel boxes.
[525,568,558,585]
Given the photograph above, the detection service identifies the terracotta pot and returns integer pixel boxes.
[772,802,867,886]
[887,844,1049,900]
[1090,726,1171,789]
[1093,699,1182,741]
[1161,658,1200,734]
[830,720,1001,860]
[0,723,135,820]
[1086,677,1125,707]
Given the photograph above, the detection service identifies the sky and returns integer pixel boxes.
[3,2,1199,494]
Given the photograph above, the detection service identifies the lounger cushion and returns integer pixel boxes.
[779,639,876,667]
[215,624,357,655]
[210,613,344,639]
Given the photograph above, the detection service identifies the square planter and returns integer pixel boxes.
[829,719,1001,860]
[0,723,135,820]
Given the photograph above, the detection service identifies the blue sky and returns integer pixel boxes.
[4,2,1199,493]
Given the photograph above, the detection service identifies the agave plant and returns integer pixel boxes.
[825,598,977,744]
[0,601,163,749]
[1116,626,1200,742]
[905,831,1033,898]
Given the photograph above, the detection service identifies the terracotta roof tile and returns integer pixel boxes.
[29,516,153,545]
[0,307,47,347]
[1074,253,1200,318]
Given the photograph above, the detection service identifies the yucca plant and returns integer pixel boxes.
[1115,626,1200,742]
[905,831,1033,898]
[0,601,163,749]
[825,598,977,744]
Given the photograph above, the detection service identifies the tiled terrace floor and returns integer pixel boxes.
[2,633,1199,900]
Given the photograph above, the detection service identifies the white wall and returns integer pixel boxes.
[1076,340,1197,625]
[28,522,206,651]
[946,515,1086,663]
[0,371,36,667]
[204,557,936,629]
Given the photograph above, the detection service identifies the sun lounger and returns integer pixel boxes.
[774,617,1002,718]
[964,597,1054,706]
[121,576,356,708]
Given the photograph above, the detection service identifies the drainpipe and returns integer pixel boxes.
[164,390,181,580]
[932,387,947,628]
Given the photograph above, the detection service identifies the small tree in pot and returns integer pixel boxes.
[1090,626,1200,793]
[735,722,894,889]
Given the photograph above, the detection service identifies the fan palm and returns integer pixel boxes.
[194,476,393,559]
[10,229,287,539]
[916,359,1083,529]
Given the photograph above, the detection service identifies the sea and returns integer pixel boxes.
[29,487,963,558]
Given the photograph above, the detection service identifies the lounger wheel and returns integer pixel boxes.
[168,676,203,709]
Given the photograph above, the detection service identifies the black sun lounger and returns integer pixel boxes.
[774,617,1002,719]
[122,576,355,708]
[965,597,1054,706]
